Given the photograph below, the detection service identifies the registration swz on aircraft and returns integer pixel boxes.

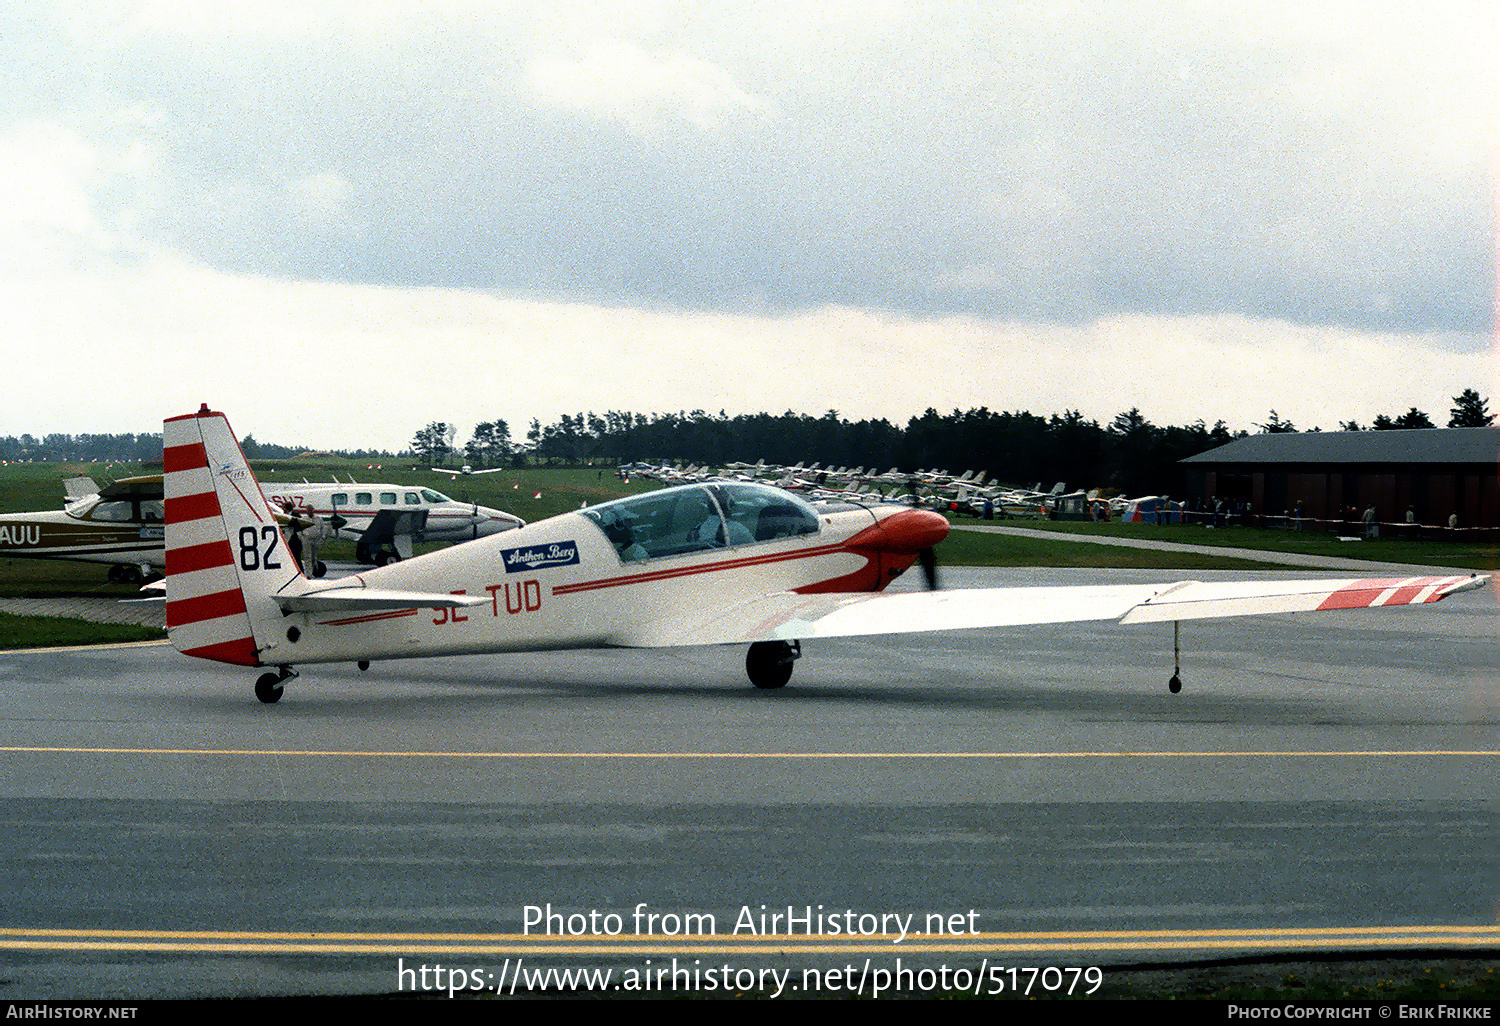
[162,407,1489,703]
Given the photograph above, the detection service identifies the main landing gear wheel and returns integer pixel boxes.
[746,640,800,689]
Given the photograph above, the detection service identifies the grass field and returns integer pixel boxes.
[971,516,1500,571]
[935,524,1287,569]
[0,611,162,648]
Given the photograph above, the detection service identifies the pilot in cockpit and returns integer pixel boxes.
[603,518,648,561]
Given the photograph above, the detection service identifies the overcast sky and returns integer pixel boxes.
[1,1,1495,452]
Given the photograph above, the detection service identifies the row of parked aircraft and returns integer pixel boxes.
[0,471,523,581]
[621,459,1080,517]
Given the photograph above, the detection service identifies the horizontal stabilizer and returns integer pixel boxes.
[274,587,489,614]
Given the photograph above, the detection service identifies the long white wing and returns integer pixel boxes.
[613,574,1488,647]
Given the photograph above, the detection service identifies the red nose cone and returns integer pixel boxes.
[860,507,950,553]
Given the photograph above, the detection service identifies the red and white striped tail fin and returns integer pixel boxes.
[163,406,303,666]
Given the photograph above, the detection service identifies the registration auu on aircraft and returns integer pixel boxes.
[161,407,1489,704]
[0,475,165,582]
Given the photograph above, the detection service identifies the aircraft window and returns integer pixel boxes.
[405,492,421,505]
[140,500,164,522]
[580,485,728,562]
[381,492,397,505]
[707,483,820,542]
[356,493,373,505]
[332,493,348,506]
[87,501,134,522]
[421,490,449,503]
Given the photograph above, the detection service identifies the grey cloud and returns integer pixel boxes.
[7,2,1492,334]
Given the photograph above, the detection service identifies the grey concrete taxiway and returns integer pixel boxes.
[0,567,1495,998]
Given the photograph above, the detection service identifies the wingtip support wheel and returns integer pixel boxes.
[1167,620,1183,694]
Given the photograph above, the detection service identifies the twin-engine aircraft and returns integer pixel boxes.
[259,481,522,567]
[162,407,1489,703]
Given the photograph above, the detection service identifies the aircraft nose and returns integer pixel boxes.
[865,507,950,552]
[473,507,524,535]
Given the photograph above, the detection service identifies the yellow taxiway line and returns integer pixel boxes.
[1,747,1495,758]
[2,924,1497,956]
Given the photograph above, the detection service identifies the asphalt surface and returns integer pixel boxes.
[0,566,1495,999]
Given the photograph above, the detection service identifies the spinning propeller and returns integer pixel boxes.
[918,544,940,590]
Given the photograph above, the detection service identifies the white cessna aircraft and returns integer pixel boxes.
[162,407,1489,704]
[0,475,165,582]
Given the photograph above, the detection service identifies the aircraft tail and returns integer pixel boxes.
[162,406,303,666]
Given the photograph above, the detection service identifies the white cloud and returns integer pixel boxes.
[527,38,773,134]
[0,260,1490,450]
[285,171,353,228]
[0,119,163,271]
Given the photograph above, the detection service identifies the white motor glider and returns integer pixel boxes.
[161,407,1489,703]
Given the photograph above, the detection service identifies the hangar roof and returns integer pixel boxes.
[1182,427,1499,466]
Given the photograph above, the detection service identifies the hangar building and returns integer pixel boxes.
[1181,428,1500,530]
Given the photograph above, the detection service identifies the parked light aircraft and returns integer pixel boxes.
[431,464,505,477]
[259,480,523,566]
[162,407,1490,704]
[0,475,165,581]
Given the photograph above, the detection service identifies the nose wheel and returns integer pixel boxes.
[746,640,800,689]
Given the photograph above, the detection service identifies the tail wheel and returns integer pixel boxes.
[746,640,799,689]
[255,673,284,704]
[254,666,298,704]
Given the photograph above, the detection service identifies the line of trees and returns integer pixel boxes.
[509,388,1493,497]
[1336,389,1494,431]
[411,420,513,468]
[6,388,1490,499]
[0,432,164,463]
[0,432,389,463]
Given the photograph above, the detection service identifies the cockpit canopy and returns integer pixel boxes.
[581,482,820,562]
